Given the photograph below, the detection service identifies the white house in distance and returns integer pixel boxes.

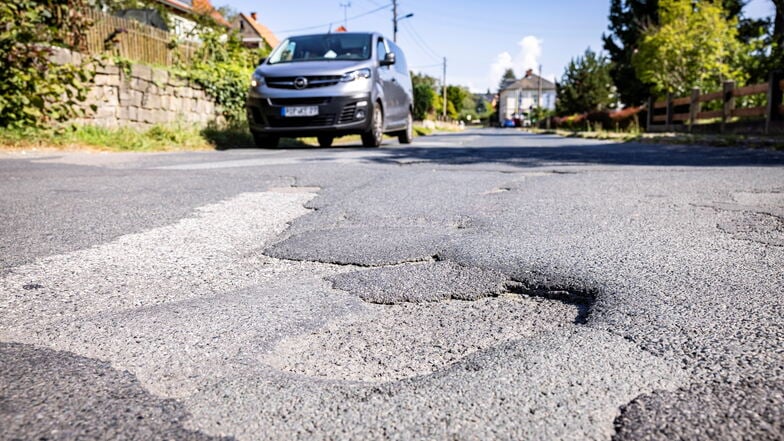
[498,69,556,121]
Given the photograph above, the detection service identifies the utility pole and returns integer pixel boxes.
[442,57,447,120]
[393,0,398,41]
[392,0,413,42]
[538,64,543,108]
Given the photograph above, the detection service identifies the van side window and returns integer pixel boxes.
[376,39,387,62]
[392,44,407,74]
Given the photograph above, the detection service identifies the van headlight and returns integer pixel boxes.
[250,74,264,88]
[340,68,371,82]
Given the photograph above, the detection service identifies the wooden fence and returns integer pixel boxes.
[647,72,784,135]
[83,9,198,66]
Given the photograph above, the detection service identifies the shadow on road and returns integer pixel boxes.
[360,138,784,168]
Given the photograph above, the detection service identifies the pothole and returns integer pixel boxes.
[263,262,597,382]
[717,211,784,247]
[262,294,579,382]
[328,261,505,304]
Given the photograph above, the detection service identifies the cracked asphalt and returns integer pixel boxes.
[1,129,783,440]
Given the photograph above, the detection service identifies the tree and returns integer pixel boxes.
[411,72,438,120]
[632,0,747,97]
[446,85,472,113]
[498,68,516,90]
[602,0,659,107]
[556,48,615,115]
[766,0,784,78]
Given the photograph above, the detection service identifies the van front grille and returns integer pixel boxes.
[269,97,331,106]
[266,76,342,89]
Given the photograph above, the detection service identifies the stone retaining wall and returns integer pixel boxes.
[53,48,222,129]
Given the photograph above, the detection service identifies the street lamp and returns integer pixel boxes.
[393,12,413,42]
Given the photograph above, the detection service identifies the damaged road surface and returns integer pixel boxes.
[1,130,783,440]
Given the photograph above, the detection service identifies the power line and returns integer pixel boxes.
[399,20,440,62]
[272,3,391,34]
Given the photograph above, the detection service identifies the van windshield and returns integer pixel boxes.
[267,34,372,64]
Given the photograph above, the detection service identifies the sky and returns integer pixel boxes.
[222,0,777,93]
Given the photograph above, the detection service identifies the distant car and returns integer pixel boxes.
[502,119,515,128]
[246,32,414,148]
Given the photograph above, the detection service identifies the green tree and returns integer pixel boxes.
[435,94,458,120]
[498,68,516,90]
[556,48,615,115]
[411,72,438,120]
[632,0,747,97]
[751,0,784,82]
[602,0,659,106]
[446,85,472,114]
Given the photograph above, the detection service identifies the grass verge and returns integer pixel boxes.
[528,128,784,150]
[0,123,318,152]
[1,119,441,152]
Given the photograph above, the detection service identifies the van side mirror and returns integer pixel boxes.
[258,57,267,66]
[380,52,395,66]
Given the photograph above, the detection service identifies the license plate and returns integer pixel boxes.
[282,106,319,117]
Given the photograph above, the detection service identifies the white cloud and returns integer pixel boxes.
[517,36,542,72]
[488,36,544,89]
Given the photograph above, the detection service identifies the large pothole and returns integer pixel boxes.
[262,293,579,382]
[262,261,595,382]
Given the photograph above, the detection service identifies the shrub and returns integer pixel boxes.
[0,0,96,128]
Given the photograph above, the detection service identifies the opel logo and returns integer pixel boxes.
[294,77,308,89]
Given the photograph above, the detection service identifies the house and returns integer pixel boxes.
[498,69,556,121]
[117,0,229,41]
[233,12,280,50]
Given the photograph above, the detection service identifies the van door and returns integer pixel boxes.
[390,42,411,127]
[376,38,400,125]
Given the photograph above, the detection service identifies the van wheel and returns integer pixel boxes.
[398,111,414,144]
[317,136,334,148]
[252,132,280,148]
[361,104,384,147]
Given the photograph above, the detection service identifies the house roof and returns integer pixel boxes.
[157,0,230,27]
[237,13,280,48]
[501,73,556,92]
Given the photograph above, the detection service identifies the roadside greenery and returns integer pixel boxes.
[0,0,269,149]
[556,48,615,116]
[0,125,211,151]
[176,21,267,123]
[632,0,747,96]
[411,72,493,124]
[0,0,96,128]
[549,0,783,134]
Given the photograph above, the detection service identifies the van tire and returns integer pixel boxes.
[398,111,414,144]
[252,133,280,148]
[361,104,384,147]
[317,136,334,147]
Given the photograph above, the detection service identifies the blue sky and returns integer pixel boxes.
[223,0,776,92]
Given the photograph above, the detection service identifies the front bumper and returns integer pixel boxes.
[247,93,372,137]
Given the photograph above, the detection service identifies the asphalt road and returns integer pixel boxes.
[1,129,783,440]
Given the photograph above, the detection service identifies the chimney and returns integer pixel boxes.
[525,69,533,78]
[250,12,257,21]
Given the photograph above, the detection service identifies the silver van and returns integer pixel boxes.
[246,32,414,148]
